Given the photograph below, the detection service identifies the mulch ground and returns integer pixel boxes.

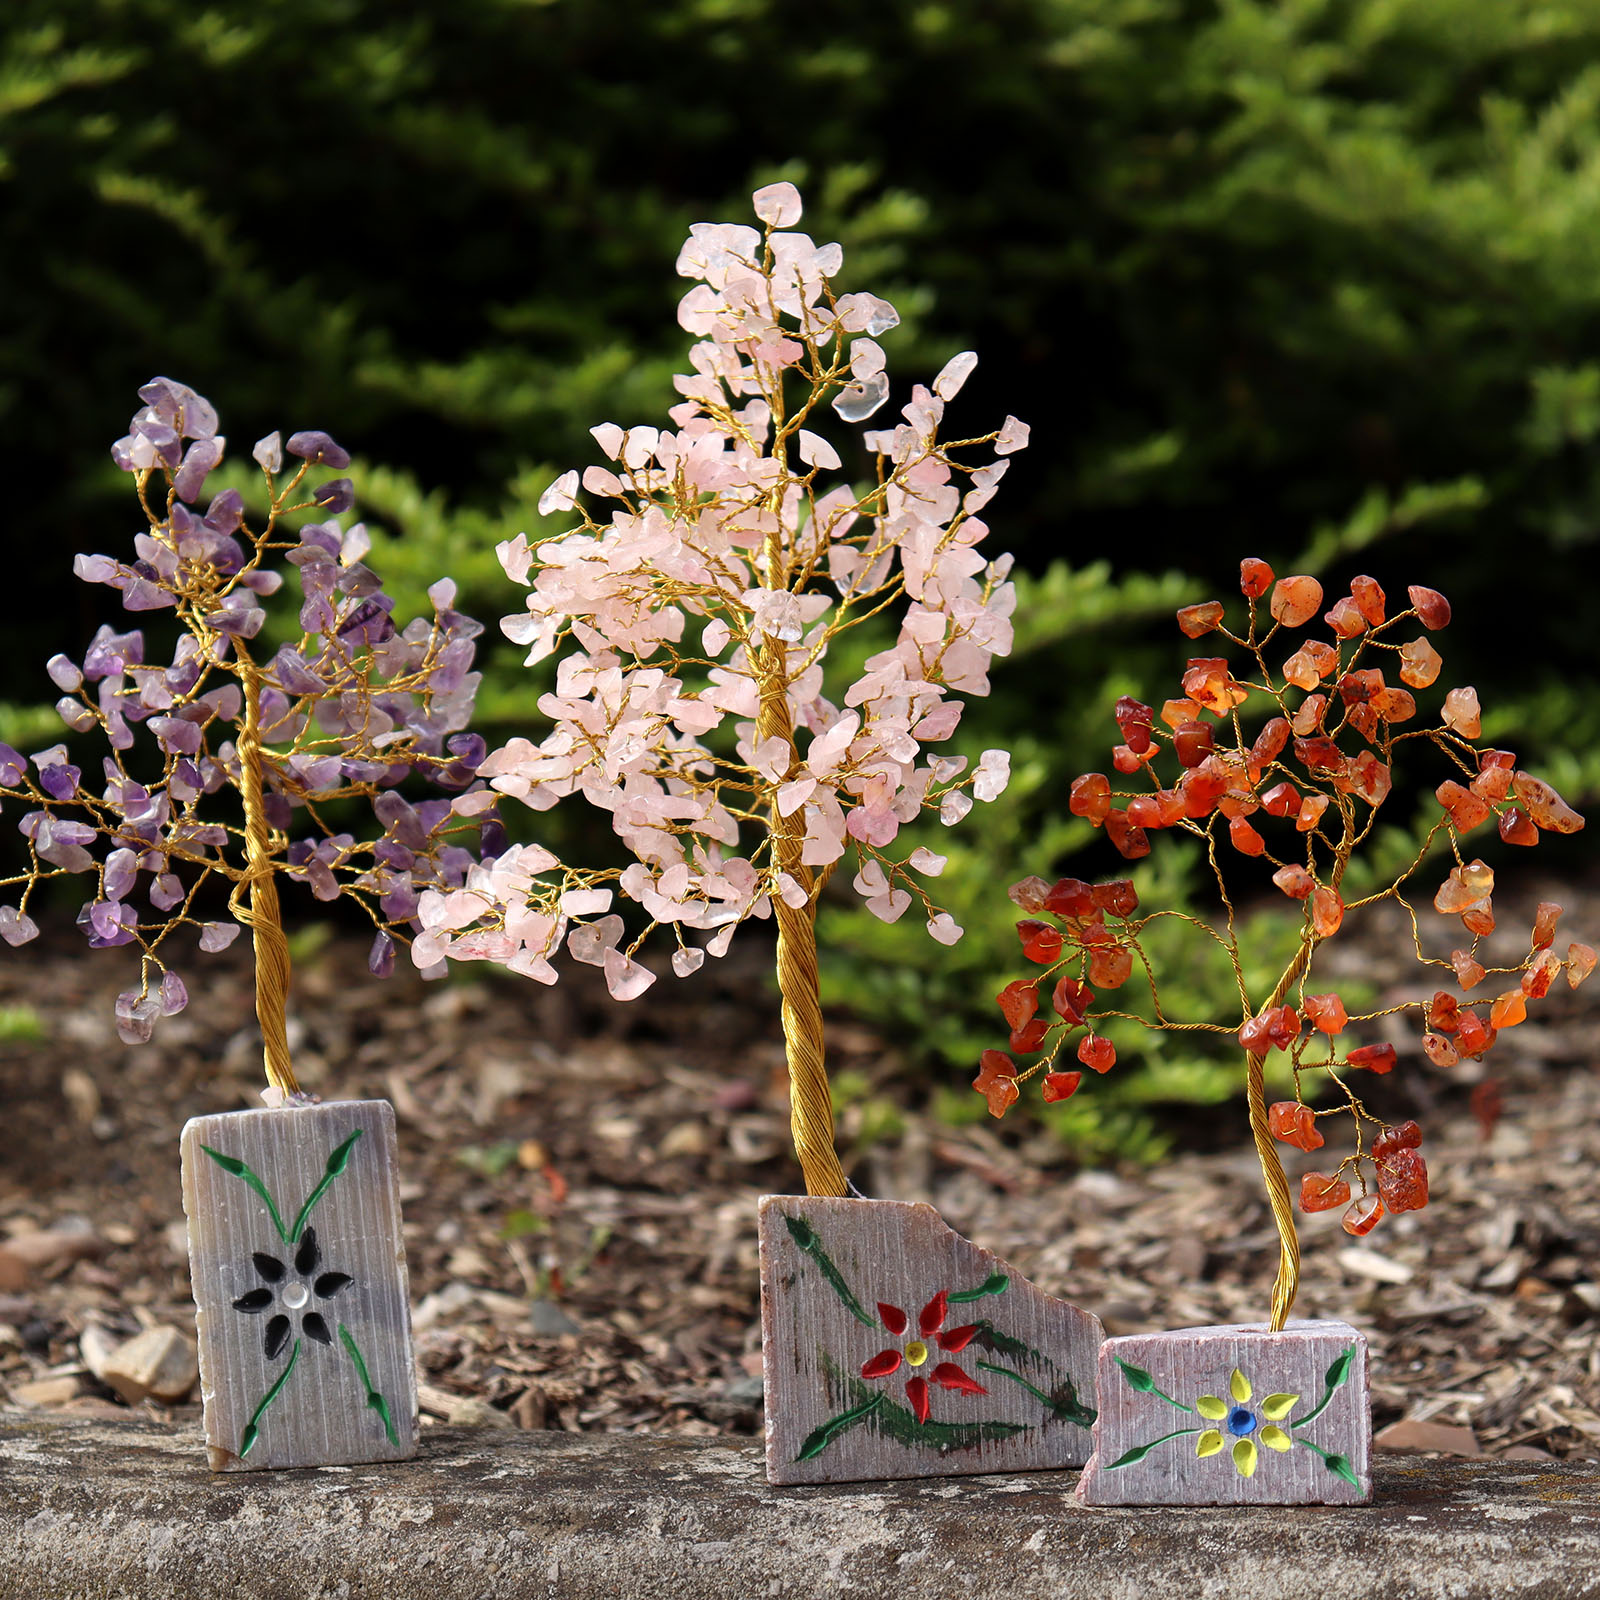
[3,873,1599,1460]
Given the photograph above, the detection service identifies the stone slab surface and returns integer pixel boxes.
[180,1099,418,1471]
[1079,1319,1370,1505]
[760,1195,1102,1484]
[4,1416,1600,1600]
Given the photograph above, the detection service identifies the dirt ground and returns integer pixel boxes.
[3,874,1599,1461]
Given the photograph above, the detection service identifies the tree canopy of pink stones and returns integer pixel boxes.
[418,182,1026,1000]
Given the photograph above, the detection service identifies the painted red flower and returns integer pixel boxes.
[859,1288,989,1423]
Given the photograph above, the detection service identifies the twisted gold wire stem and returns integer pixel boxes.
[1248,926,1325,1330]
[231,642,299,1099]
[1247,1042,1300,1333]
[754,636,847,1198]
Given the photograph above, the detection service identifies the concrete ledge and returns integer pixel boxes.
[3,1414,1599,1600]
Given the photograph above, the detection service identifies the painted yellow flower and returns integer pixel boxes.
[1193,1367,1300,1477]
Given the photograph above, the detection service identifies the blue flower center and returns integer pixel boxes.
[1227,1406,1257,1437]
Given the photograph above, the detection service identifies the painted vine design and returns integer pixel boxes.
[201,1128,398,1456]
[782,1213,1095,1462]
[1107,1348,1358,1487]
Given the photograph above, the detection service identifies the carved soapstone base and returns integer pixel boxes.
[1076,1319,1370,1505]
[180,1099,419,1472]
[759,1195,1103,1485]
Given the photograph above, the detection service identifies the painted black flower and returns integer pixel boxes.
[231,1226,353,1358]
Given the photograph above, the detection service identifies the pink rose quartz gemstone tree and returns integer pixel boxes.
[420,181,1025,1201]
[413,182,1107,1483]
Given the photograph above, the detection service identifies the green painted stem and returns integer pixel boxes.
[240,1339,300,1456]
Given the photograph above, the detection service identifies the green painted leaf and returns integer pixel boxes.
[366,1390,399,1448]
[1294,1434,1362,1488]
[1294,1345,1356,1429]
[288,1129,364,1242]
[1107,1426,1202,1469]
[823,1359,1036,1455]
[975,1361,1096,1428]
[339,1323,399,1447]
[1115,1358,1192,1413]
[201,1144,289,1243]
[324,1130,361,1179]
[203,1147,247,1177]
[782,1212,875,1327]
[966,1319,1053,1371]
[948,1272,1009,1304]
[794,1393,885,1461]
[783,1213,817,1251]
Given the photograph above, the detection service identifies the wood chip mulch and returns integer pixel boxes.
[2,876,1597,1462]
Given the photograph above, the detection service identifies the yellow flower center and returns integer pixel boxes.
[905,1340,929,1367]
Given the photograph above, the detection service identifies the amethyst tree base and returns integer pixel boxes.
[180,1099,419,1471]
[759,1195,1103,1485]
[1076,1319,1371,1505]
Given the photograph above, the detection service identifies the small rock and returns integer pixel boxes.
[511,1387,548,1430]
[60,1066,101,1126]
[413,1282,479,1332]
[1098,1300,1149,1336]
[78,1324,122,1385]
[659,1121,711,1159]
[1375,1419,1480,1456]
[1502,1445,1556,1461]
[1561,1282,1600,1324]
[529,1298,581,1337]
[447,1396,515,1429]
[101,1326,198,1404]
[722,1374,765,1406]
[480,1290,539,1325]
[712,1080,758,1112]
[444,1246,496,1281]
[10,1375,81,1407]
[0,1222,105,1290]
[1337,1246,1414,1285]
[61,1397,129,1420]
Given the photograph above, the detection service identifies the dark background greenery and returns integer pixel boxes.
[5,0,1598,1153]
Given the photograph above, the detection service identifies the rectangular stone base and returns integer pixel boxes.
[1077,1319,1370,1505]
[180,1099,419,1471]
[760,1195,1102,1485]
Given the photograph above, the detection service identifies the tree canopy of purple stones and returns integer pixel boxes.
[0,379,497,1044]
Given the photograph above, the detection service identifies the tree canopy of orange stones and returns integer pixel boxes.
[980,559,1594,1241]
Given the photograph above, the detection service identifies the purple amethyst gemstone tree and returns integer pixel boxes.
[0,378,489,1101]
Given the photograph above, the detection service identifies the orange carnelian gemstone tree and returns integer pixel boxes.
[978,559,1593,1331]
